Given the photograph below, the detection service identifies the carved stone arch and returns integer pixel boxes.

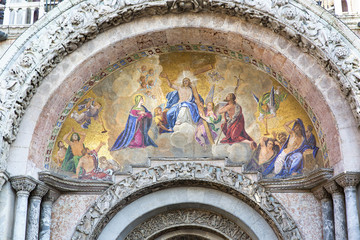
[1,0,360,172]
[72,163,302,240]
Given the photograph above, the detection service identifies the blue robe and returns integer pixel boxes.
[262,119,318,177]
[165,89,204,129]
[110,106,157,151]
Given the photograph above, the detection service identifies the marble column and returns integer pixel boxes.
[26,183,48,240]
[336,172,360,240]
[313,186,335,240]
[39,189,60,240]
[10,176,36,240]
[324,181,347,240]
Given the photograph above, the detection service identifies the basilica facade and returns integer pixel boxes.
[0,0,360,240]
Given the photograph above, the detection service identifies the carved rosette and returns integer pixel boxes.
[125,209,252,240]
[10,176,37,195]
[1,0,360,169]
[324,180,343,195]
[336,172,360,189]
[72,163,302,240]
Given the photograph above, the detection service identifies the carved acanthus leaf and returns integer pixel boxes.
[72,163,302,240]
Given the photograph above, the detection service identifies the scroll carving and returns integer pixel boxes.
[72,163,302,240]
[125,209,252,240]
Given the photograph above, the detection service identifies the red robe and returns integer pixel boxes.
[220,103,254,144]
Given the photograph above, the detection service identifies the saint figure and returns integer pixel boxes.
[262,119,318,177]
[110,95,157,151]
[218,93,255,146]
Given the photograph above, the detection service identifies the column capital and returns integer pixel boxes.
[324,180,343,195]
[312,186,331,200]
[43,188,60,203]
[335,172,360,188]
[10,176,36,193]
[31,183,49,199]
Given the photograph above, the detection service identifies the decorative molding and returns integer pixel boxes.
[71,163,302,240]
[38,171,113,194]
[10,175,37,193]
[324,180,343,195]
[259,168,333,191]
[0,0,360,172]
[335,172,360,188]
[125,209,252,240]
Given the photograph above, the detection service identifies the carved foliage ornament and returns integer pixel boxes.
[72,163,302,240]
[1,0,360,170]
[125,209,252,240]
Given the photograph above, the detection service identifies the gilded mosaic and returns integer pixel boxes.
[47,46,326,180]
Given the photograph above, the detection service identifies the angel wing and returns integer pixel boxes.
[205,85,215,105]
[77,98,93,111]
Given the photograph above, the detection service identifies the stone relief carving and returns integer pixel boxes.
[335,172,360,188]
[125,209,252,239]
[0,0,359,172]
[72,163,302,240]
[10,176,37,193]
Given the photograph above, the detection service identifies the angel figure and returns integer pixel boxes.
[71,98,102,129]
[195,101,222,146]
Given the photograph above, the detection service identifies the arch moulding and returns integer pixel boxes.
[1,0,360,173]
[71,163,302,240]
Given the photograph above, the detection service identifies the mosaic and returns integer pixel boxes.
[46,45,328,181]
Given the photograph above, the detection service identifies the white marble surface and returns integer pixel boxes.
[344,186,360,240]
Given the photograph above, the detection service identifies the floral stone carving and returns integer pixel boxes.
[71,163,302,240]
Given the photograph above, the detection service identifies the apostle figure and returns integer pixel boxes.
[245,137,279,172]
[61,128,86,173]
[262,118,318,177]
[160,72,204,129]
[110,95,157,151]
[76,142,111,181]
[218,93,255,146]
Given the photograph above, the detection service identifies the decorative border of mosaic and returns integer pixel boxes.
[44,44,329,169]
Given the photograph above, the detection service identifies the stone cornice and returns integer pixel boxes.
[335,172,360,188]
[38,171,113,194]
[258,168,333,191]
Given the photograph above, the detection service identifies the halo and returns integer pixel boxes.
[177,71,198,84]
[134,94,146,104]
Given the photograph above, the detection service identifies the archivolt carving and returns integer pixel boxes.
[125,209,252,240]
[71,163,302,240]
[0,0,359,170]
